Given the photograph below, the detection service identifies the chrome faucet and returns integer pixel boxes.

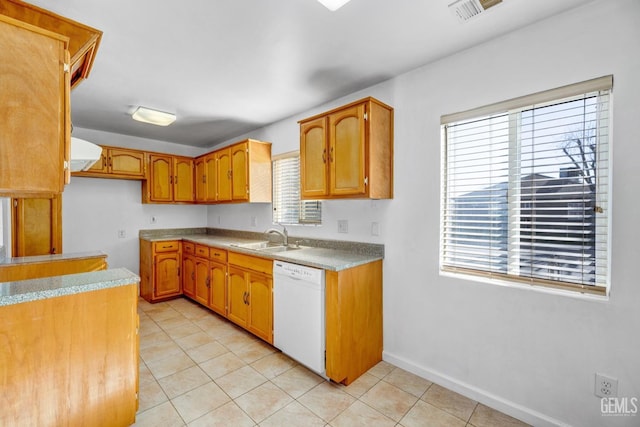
[265,224,288,246]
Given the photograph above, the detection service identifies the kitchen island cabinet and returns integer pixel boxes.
[0,269,139,426]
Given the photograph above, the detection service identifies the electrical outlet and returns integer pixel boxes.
[338,220,348,233]
[118,229,126,239]
[595,373,618,398]
[251,216,257,227]
[150,216,157,224]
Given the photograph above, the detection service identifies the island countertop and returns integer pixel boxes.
[0,268,140,307]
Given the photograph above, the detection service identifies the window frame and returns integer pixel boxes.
[439,76,612,297]
[272,151,322,226]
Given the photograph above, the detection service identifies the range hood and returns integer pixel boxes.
[70,137,102,171]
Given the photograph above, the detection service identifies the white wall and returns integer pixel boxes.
[63,1,639,425]
[63,130,208,274]
[205,1,640,425]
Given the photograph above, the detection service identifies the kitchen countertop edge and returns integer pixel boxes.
[0,268,140,307]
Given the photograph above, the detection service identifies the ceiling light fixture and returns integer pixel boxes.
[317,0,351,11]
[131,106,176,126]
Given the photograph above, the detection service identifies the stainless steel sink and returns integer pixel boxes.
[230,241,301,253]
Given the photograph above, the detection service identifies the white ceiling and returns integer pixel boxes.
[28,0,595,148]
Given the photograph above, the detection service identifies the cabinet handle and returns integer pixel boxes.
[170,176,173,184]
[177,267,181,276]
[174,175,178,184]
[202,175,206,184]
[205,277,210,287]
[322,149,326,163]
[109,157,113,167]
[329,147,334,162]
[191,271,195,280]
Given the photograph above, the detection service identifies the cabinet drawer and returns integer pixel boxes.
[183,242,195,255]
[209,248,227,262]
[154,241,180,253]
[228,251,272,276]
[195,244,209,258]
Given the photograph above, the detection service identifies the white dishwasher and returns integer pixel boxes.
[273,260,326,376]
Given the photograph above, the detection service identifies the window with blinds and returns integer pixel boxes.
[440,76,611,296]
[272,153,321,225]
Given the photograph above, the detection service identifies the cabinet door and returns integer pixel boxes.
[194,258,210,306]
[148,155,173,202]
[182,255,196,298]
[109,149,145,177]
[227,267,248,327]
[194,157,207,202]
[328,104,366,196]
[208,261,227,316]
[154,252,181,298]
[216,148,232,201]
[86,149,108,174]
[204,154,218,202]
[11,195,62,256]
[0,17,68,196]
[247,272,273,343]
[173,157,194,202]
[300,117,329,198]
[231,142,249,201]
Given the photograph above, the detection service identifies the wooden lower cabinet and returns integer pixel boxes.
[139,240,182,303]
[11,194,62,256]
[325,260,383,385]
[0,283,138,426]
[227,252,273,344]
[182,253,196,299]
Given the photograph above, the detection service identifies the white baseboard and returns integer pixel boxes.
[382,350,570,427]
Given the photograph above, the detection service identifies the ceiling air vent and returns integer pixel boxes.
[448,0,503,22]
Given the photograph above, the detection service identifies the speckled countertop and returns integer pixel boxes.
[0,250,107,266]
[0,268,139,307]
[140,228,384,271]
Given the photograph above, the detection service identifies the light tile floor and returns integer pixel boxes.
[134,297,530,427]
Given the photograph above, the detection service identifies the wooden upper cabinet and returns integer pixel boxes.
[146,154,173,202]
[0,15,69,197]
[0,0,102,90]
[300,118,329,198]
[143,154,194,203]
[73,146,145,179]
[299,97,394,200]
[194,157,207,202]
[216,148,232,202]
[173,156,194,202]
[231,142,249,201]
[231,139,272,203]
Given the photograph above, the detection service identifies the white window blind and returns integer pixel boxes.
[441,76,611,296]
[272,153,321,225]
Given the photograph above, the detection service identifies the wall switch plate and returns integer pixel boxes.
[371,222,380,236]
[338,220,348,233]
[118,229,126,238]
[595,373,618,398]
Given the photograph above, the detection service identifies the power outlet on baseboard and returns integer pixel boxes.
[595,373,618,398]
[338,220,348,233]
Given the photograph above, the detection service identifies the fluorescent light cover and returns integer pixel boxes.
[131,106,176,126]
[317,0,351,11]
